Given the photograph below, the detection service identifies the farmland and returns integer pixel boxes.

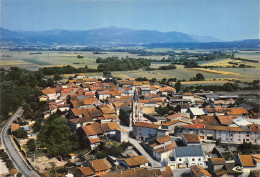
[0,50,259,84]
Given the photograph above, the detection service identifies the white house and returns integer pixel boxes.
[133,122,160,141]
[173,145,206,168]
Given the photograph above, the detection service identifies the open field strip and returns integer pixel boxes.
[200,59,240,67]
[186,68,245,77]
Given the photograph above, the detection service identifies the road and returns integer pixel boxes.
[129,138,162,168]
[1,107,39,177]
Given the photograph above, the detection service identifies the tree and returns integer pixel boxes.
[37,116,79,157]
[175,81,182,93]
[77,55,84,58]
[196,73,205,81]
[103,70,112,78]
[53,74,62,81]
[26,139,36,152]
[13,128,27,138]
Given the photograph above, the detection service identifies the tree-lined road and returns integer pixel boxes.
[1,108,39,177]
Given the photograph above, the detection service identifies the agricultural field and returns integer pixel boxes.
[234,51,260,61]
[0,50,259,84]
[0,50,166,71]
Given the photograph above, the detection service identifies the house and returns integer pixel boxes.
[177,104,191,114]
[193,116,220,126]
[227,108,249,118]
[96,91,110,100]
[118,156,149,169]
[159,86,176,96]
[140,87,151,95]
[87,158,112,176]
[11,123,19,131]
[207,158,226,173]
[42,87,59,100]
[237,155,256,171]
[99,166,173,177]
[190,165,212,177]
[209,162,243,177]
[133,122,160,141]
[115,128,129,143]
[78,167,95,177]
[182,134,201,145]
[81,122,120,149]
[69,116,94,130]
[166,113,191,123]
[174,145,205,168]
[180,124,260,144]
[153,142,175,163]
[39,95,48,102]
[147,135,175,163]
[188,108,207,119]
[183,92,195,102]
[161,119,192,134]
[216,116,234,126]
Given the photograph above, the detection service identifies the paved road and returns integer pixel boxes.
[129,138,162,168]
[1,108,39,177]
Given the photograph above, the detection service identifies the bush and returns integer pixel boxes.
[13,128,27,138]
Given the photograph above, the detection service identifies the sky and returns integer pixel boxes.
[1,0,259,41]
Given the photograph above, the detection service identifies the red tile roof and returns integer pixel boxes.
[156,135,171,144]
[205,125,243,132]
[182,134,200,143]
[227,108,249,115]
[122,156,148,167]
[190,165,212,177]
[89,158,112,172]
[239,155,256,167]
[154,143,175,154]
[210,158,225,165]
[216,116,234,126]
[181,124,205,129]
[78,167,95,176]
[134,122,159,129]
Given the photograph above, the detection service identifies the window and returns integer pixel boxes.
[192,158,195,161]
[226,138,229,140]
[238,139,241,141]
[179,159,182,161]
[198,158,201,161]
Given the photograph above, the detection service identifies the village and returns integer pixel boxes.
[5,72,259,177]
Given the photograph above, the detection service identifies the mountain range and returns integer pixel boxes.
[0,27,220,46]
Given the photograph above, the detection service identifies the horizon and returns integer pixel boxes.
[2,0,259,41]
[2,26,260,42]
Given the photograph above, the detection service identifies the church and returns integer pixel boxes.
[119,89,151,127]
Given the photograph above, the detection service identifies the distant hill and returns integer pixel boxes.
[144,39,260,49]
[0,27,220,45]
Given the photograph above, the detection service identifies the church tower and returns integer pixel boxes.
[131,89,143,125]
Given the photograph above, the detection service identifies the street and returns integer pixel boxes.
[1,107,39,177]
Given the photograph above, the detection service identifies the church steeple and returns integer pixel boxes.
[133,88,139,103]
